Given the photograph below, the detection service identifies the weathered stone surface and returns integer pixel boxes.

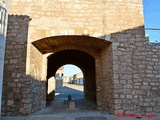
[2,15,45,116]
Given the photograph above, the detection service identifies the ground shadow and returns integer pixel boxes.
[55,86,84,100]
[47,84,96,110]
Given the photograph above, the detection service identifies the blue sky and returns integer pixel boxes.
[143,0,160,42]
[63,1,160,76]
[63,64,82,76]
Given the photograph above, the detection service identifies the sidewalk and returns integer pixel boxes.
[1,112,160,120]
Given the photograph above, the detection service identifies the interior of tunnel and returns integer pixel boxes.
[46,50,96,104]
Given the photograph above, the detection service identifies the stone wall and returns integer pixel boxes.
[110,27,146,114]
[8,0,144,40]
[143,43,160,113]
[47,77,55,101]
[29,42,45,113]
[2,14,46,115]
[96,45,114,113]
[2,15,31,116]
[103,46,114,113]
[110,28,160,114]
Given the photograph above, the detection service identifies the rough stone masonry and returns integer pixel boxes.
[1,0,160,116]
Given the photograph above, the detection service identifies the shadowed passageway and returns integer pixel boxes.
[47,83,96,110]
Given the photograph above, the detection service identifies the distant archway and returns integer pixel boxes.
[53,64,84,101]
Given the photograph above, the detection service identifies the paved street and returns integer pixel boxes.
[55,83,84,100]
[1,83,160,120]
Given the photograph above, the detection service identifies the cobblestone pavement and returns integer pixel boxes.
[1,83,160,120]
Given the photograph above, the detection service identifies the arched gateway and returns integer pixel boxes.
[2,35,113,116]
[33,36,111,101]
[32,35,112,108]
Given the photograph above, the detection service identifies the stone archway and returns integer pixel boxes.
[2,35,113,115]
[47,50,96,102]
[31,35,113,113]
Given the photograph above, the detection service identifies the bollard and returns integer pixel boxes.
[68,95,72,101]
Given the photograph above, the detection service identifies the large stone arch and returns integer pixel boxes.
[2,34,113,116]
[32,35,114,112]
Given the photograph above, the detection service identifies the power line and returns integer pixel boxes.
[145,28,160,30]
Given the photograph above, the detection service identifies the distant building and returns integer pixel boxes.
[76,78,83,85]
[71,72,83,85]
[56,77,63,88]
[63,76,70,83]
[55,66,64,78]
[69,76,73,84]
[55,66,64,88]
